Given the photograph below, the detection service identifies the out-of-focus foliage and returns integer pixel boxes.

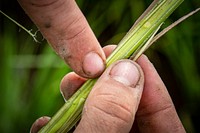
[0,0,199,132]
[0,21,71,133]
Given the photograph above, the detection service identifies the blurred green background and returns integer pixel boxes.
[0,0,200,132]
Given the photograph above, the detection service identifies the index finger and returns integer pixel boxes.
[18,0,106,78]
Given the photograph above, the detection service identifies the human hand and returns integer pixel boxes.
[17,0,185,132]
[30,45,185,133]
[18,0,106,78]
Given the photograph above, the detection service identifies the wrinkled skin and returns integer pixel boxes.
[18,0,106,78]
[30,46,185,133]
[17,0,186,132]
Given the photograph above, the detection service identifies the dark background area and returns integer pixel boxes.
[0,0,200,132]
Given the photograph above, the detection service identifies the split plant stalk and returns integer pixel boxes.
[39,0,184,132]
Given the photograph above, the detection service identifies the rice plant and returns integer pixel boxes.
[0,0,199,132]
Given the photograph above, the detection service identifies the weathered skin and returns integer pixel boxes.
[18,0,106,78]
[30,46,185,133]
[17,0,185,132]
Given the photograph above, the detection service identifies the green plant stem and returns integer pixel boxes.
[39,0,184,132]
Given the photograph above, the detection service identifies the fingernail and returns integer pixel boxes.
[60,87,69,101]
[30,116,50,133]
[83,52,105,78]
[110,60,140,87]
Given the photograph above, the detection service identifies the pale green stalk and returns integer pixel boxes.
[39,0,184,132]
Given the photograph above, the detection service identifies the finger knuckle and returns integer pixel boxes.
[92,94,133,125]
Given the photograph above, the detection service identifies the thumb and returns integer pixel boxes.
[75,59,144,133]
